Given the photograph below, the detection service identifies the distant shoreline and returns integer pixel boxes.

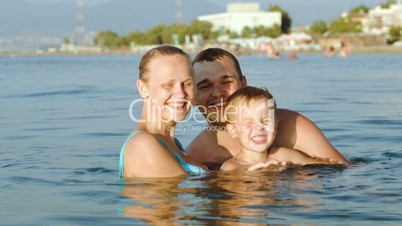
[1,45,401,57]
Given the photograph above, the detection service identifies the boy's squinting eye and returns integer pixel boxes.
[241,120,254,127]
[162,83,174,88]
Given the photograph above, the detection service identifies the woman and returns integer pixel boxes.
[119,45,208,178]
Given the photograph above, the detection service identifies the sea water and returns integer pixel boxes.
[1,53,401,225]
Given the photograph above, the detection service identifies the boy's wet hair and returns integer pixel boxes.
[225,86,276,122]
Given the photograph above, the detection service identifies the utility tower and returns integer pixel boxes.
[175,0,183,24]
[74,0,86,45]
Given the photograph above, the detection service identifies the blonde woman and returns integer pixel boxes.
[119,45,208,179]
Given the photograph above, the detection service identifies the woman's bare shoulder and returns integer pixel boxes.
[125,132,159,151]
[123,131,185,177]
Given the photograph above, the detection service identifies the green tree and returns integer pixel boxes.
[227,30,239,39]
[350,5,369,14]
[253,24,281,38]
[94,30,120,48]
[389,26,402,42]
[329,17,362,34]
[63,37,70,44]
[309,20,328,35]
[267,5,292,34]
[186,20,215,40]
[254,26,265,37]
[241,26,253,38]
[124,31,146,46]
[144,25,166,44]
[170,24,189,44]
[380,0,396,8]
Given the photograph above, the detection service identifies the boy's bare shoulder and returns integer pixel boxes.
[220,158,239,171]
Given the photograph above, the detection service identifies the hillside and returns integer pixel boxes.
[0,0,224,37]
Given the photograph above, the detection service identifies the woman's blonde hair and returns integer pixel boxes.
[139,45,192,82]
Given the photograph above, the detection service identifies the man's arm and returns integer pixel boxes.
[269,147,348,166]
[274,108,350,164]
[187,130,232,169]
[187,131,209,162]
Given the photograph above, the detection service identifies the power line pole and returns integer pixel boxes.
[175,0,183,24]
[74,0,86,46]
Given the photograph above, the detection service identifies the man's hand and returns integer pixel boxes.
[247,160,288,172]
[310,155,350,166]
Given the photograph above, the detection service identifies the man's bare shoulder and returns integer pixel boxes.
[277,108,301,120]
[187,129,232,169]
[187,130,217,156]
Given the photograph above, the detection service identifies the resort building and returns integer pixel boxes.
[362,0,402,34]
[197,2,281,35]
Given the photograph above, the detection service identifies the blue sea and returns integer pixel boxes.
[1,53,401,225]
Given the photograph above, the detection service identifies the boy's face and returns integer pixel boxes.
[227,98,277,153]
[193,56,245,125]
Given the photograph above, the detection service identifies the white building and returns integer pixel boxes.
[198,2,281,35]
[363,0,402,34]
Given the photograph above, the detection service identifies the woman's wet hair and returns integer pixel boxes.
[139,45,192,82]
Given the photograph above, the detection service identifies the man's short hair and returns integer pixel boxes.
[192,48,243,80]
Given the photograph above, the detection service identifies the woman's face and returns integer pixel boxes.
[143,54,194,124]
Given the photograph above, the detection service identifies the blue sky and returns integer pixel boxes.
[27,0,111,6]
[0,0,394,37]
[26,0,389,8]
[23,0,391,25]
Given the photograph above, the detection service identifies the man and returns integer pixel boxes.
[187,48,349,169]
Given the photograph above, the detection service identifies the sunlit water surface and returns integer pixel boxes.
[1,53,401,225]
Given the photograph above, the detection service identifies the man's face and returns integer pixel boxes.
[193,56,245,125]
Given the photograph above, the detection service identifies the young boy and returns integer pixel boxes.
[221,86,344,171]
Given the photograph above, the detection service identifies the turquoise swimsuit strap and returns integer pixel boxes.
[158,138,206,175]
[174,138,188,155]
[157,138,186,163]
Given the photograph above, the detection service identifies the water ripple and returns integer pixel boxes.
[81,132,126,138]
[19,86,96,98]
[7,176,64,186]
